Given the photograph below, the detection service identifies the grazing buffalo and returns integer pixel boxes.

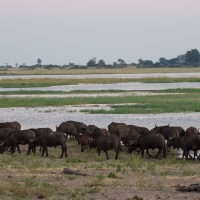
[167,135,200,160]
[128,132,166,158]
[75,134,90,152]
[0,128,16,153]
[29,131,67,158]
[66,120,87,134]
[96,134,121,160]
[121,130,141,148]
[186,127,199,135]
[0,129,35,154]
[0,121,21,130]
[29,128,53,153]
[56,122,77,140]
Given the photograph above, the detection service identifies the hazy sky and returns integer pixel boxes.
[1,0,200,66]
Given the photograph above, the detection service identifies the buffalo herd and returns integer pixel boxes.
[0,120,200,161]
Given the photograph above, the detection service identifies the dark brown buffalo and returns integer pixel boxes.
[89,138,98,149]
[56,122,77,140]
[129,124,149,134]
[173,126,186,137]
[92,128,110,139]
[121,130,141,148]
[85,125,99,137]
[151,125,179,141]
[115,124,131,140]
[66,120,87,134]
[186,127,199,135]
[128,131,166,158]
[29,131,67,158]
[30,128,53,137]
[96,134,121,160]
[29,128,53,153]
[75,134,90,152]
[0,121,21,130]
[108,122,126,135]
[0,129,35,154]
[167,135,200,160]
[0,128,17,153]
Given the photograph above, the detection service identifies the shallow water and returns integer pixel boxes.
[1,72,200,79]
[1,82,200,92]
[1,107,200,130]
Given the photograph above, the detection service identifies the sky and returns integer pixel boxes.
[0,0,200,66]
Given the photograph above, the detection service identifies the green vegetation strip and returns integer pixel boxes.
[0,88,199,95]
[0,77,200,88]
[0,90,200,114]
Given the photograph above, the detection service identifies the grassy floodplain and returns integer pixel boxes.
[0,67,200,114]
[1,66,200,75]
[0,89,200,114]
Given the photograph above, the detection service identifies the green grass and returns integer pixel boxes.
[0,90,200,114]
[0,77,200,88]
[0,89,129,95]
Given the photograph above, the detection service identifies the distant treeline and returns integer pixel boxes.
[1,49,200,69]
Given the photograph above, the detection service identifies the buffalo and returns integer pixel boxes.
[0,121,21,130]
[128,131,166,158]
[0,129,35,154]
[56,122,77,140]
[0,128,17,153]
[66,120,87,135]
[85,125,99,137]
[186,127,199,135]
[167,134,200,160]
[75,134,90,152]
[29,131,67,158]
[92,128,110,139]
[108,122,126,135]
[96,134,121,160]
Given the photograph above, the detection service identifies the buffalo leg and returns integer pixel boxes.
[154,148,161,158]
[162,147,166,158]
[81,145,84,152]
[185,149,189,160]
[65,146,67,158]
[141,148,145,158]
[16,145,21,153]
[26,144,32,155]
[104,150,109,160]
[146,149,153,158]
[115,151,119,160]
[60,147,64,158]
[98,149,101,156]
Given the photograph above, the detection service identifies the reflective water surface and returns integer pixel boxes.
[1,107,199,130]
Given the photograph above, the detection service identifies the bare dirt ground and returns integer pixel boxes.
[1,141,200,200]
